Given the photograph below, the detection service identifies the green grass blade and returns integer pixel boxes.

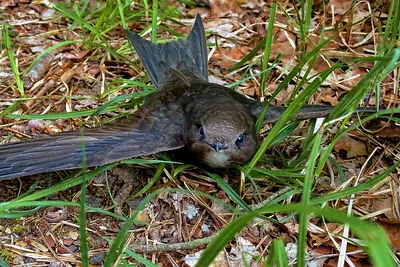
[151,0,159,43]
[259,2,276,98]
[195,204,395,267]
[297,131,322,266]
[53,2,106,43]
[247,64,338,170]
[2,22,24,96]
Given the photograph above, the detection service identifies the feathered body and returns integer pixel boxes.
[0,15,351,179]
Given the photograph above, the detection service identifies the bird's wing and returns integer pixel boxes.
[0,103,185,180]
[248,102,335,123]
[249,101,388,123]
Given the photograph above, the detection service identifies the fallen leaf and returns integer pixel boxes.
[334,135,368,158]
[327,0,353,15]
[63,50,91,60]
[377,218,400,252]
[210,0,244,17]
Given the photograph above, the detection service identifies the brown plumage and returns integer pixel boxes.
[0,14,372,180]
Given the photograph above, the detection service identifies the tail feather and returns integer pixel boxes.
[125,14,208,88]
[186,15,208,77]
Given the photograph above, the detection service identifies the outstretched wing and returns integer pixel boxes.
[249,102,386,123]
[0,102,185,180]
[248,102,336,123]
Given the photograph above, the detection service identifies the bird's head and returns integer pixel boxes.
[185,111,257,169]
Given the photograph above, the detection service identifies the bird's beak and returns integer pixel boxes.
[212,142,226,152]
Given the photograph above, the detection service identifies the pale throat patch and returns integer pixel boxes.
[206,151,230,168]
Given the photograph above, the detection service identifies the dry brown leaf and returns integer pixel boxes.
[318,87,338,105]
[334,135,368,158]
[213,46,248,68]
[210,0,244,17]
[320,94,339,106]
[370,198,393,218]
[270,30,296,59]
[374,123,400,138]
[377,218,400,253]
[327,0,353,15]
[63,50,91,60]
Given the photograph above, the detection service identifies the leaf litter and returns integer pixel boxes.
[0,0,399,266]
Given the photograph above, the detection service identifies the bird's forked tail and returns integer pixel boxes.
[125,14,208,89]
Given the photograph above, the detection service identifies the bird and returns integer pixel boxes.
[0,14,371,180]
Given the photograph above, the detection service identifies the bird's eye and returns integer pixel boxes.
[197,124,205,141]
[235,133,246,148]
